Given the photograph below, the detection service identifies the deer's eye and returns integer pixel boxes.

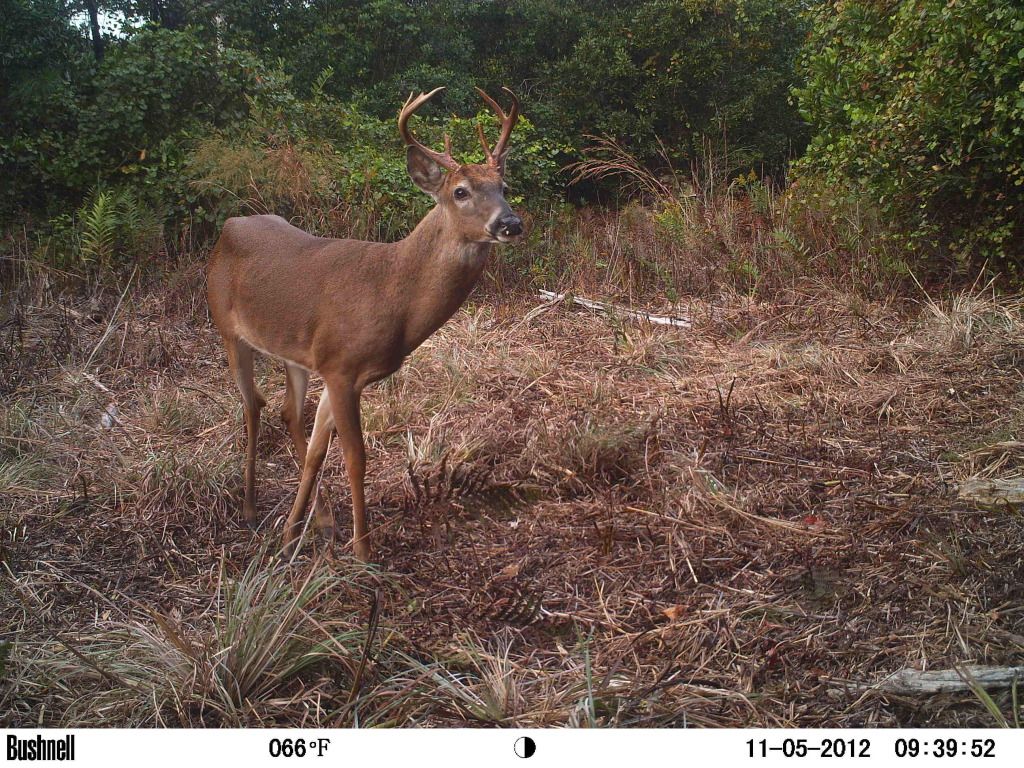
[453,187,469,200]
[501,183,510,195]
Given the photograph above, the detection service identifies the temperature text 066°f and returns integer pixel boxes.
[268,738,331,758]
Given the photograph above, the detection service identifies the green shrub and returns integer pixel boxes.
[187,84,571,241]
[545,0,809,174]
[0,0,88,217]
[1,20,288,227]
[794,0,1024,274]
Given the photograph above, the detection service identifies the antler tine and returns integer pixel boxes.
[475,122,491,160]
[475,86,520,167]
[398,86,460,171]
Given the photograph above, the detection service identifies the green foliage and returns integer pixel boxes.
[545,0,809,173]
[1,17,284,224]
[795,0,1024,273]
[0,0,829,283]
[46,187,163,270]
[0,0,89,214]
[2,2,582,257]
[79,191,118,267]
[199,1,807,174]
[187,82,570,240]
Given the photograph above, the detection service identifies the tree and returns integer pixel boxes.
[83,0,103,59]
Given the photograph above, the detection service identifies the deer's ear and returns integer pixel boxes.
[407,146,445,197]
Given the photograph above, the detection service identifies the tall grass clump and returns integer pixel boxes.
[562,135,906,301]
[8,556,389,726]
[396,630,631,726]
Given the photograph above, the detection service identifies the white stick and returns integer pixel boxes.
[959,477,1024,506]
[862,665,1024,695]
[536,290,692,328]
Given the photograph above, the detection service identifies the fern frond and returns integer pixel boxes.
[79,191,118,268]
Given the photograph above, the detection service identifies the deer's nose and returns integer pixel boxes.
[497,213,523,238]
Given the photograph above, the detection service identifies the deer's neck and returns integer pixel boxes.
[395,206,492,352]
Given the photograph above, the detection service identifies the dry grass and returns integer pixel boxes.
[558,137,905,304]
[3,226,1024,727]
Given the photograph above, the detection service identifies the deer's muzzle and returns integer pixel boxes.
[492,213,524,241]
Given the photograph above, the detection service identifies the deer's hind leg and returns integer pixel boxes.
[282,363,329,531]
[282,363,311,465]
[284,387,336,551]
[226,337,266,528]
[282,379,367,559]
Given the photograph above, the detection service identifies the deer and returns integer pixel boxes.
[206,86,523,561]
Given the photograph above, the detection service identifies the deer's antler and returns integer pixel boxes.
[398,87,460,171]
[475,87,520,169]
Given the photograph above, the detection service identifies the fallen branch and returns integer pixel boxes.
[863,665,1024,695]
[520,291,566,324]
[536,290,692,328]
[959,477,1024,507]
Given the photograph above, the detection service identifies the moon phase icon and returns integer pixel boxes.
[514,736,536,758]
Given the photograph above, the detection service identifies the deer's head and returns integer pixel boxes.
[399,87,524,244]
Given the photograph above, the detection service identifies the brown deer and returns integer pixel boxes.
[207,86,522,561]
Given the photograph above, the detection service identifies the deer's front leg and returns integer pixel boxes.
[326,379,369,562]
[226,338,264,528]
